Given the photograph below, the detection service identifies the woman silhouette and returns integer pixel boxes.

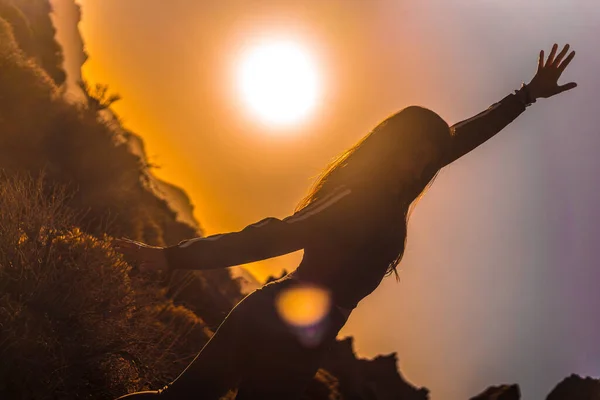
[113,44,576,399]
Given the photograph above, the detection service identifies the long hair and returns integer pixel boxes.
[295,106,452,280]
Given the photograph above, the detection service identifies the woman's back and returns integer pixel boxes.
[293,187,406,310]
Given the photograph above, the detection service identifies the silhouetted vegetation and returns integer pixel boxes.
[0,0,66,85]
[0,170,215,399]
[0,8,243,398]
[78,79,122,112]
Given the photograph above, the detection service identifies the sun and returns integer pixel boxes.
[236,39,321,127]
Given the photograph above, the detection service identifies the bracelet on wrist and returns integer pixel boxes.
[515,82,536,107]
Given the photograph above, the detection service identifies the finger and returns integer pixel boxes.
[537,50,544,73]
[123,238,143,246]
[114,240,137,250]
[117,238,144,250]
[557,82,578,94]
[552,44,569,67]
[546,43,558,67]
[118,237,140,244]
[558,50,576,74]
[112,237,132,246]
[112,241,128,251]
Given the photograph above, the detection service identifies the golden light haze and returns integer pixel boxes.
[77,0,410,283]
[72,1,598,399]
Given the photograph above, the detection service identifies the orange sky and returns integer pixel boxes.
[67,1,599,398]
[77,1,434,282]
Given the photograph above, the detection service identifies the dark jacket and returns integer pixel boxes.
[164,89,529,309]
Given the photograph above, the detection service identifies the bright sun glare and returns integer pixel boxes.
[237,40,320,127]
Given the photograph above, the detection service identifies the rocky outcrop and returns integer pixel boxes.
[321,337,430,400]
[468,374,600,400]
[470,384,521,400]
[546,374,600,400]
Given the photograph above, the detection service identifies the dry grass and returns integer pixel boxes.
[0,171,212,399]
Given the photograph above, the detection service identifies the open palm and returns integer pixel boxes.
[527,43,577,100]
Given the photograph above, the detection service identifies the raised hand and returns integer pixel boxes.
[112,237,171,282]
[527,43,577,100]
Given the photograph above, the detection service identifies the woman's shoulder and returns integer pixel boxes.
[294,184,397,237]
[329,185,395,235]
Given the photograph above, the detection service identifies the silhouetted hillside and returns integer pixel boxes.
[0,3,242,398]
[122,128,202,233]
[0,0,66,85]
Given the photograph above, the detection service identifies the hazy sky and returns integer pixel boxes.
[65,1,600,398]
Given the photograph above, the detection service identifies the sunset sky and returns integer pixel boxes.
[57,1,600,398]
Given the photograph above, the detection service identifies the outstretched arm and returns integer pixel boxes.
[442,43,577,167]
[112,184,353,281]
[163,184,353,271]
[444,89,528,166]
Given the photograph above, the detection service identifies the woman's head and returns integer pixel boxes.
[297,105,452,209]
[295,105,452,277]
[369,106,452,199]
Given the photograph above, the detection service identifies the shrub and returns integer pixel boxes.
[0,170,211,399]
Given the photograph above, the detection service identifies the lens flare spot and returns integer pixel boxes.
[275,284,331,327]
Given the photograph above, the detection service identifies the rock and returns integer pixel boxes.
[321,337,430,400]
[546,373,600,400]
[470,384,521,400]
